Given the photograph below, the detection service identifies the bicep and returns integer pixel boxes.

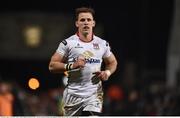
[50,52,66,63]
[103,53,117,65]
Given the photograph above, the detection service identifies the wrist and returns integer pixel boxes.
[64,63,73,71]
[105,70,111,77]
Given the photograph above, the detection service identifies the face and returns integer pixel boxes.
[75,12,95,36]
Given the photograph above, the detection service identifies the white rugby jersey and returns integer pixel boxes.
[56,34,112,97]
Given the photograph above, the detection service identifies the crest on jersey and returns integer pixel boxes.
[93,43,99,50]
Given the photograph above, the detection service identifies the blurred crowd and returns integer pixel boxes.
[0,79,64,116]
[1,60,180,116]
[0,76,180,116]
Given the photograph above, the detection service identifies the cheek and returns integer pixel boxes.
[76,22,83,27]
[78,23,83,27]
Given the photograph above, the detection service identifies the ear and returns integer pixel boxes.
[75,21,78,27]
[93,20,96,27]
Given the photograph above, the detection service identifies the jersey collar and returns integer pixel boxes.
[76,32,94,43]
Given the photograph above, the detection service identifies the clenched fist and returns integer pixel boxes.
[72,55,86,69]
[93,70,111,81]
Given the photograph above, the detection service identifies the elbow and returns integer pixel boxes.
[49,62,62,73]
[115,60,118,70]
[49,63,54,73]
[113,59,118,71]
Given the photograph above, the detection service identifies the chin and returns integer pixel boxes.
[83,32,89,36]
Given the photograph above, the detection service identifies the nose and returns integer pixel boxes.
[84,19,89,24]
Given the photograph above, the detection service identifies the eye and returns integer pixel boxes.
[87,18,92,22]
[80,18,85,22]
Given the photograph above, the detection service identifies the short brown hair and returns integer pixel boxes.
[75,7,95,21]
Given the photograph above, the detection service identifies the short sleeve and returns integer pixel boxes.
[56,40,68,57]
[103,41,112,58]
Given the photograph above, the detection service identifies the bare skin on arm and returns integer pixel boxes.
[49,52,86,73]
[93,53,117,81]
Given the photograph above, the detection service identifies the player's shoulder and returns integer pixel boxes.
[66,34,77,40]
[94,35,108,45]
[60,34,77,45]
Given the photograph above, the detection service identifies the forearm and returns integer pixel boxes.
[49,57,86,73]
[94,60,117,81]
[49,62,66,73]
[105,60,117,75]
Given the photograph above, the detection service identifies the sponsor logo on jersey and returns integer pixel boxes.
[73,57,100,64]
[82,51,100,64]
[74,43,83,48]
[82,51,93,59]
[85,58,100,64]
[72,50,101,64]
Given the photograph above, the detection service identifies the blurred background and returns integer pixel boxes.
[0,0,180,116]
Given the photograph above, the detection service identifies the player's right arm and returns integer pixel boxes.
[49,52,67,73]
[49,52,86,73]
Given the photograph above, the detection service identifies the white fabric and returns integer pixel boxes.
[57,34,112,97]
[62,87,103,116]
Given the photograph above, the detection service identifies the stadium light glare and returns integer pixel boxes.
[23,25,42,48]
[28,78,40,90]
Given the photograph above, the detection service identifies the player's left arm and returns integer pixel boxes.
[103,53,117,75]
[94,53,117,81]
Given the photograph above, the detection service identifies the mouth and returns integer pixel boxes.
[83,26,90,30]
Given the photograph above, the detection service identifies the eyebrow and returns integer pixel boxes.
[79,18,92,21]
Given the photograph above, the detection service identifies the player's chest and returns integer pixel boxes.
[69,42,104,56]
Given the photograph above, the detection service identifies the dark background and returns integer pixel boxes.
[0,0,174,91]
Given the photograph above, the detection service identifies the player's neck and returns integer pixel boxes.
[77,32,93,42]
